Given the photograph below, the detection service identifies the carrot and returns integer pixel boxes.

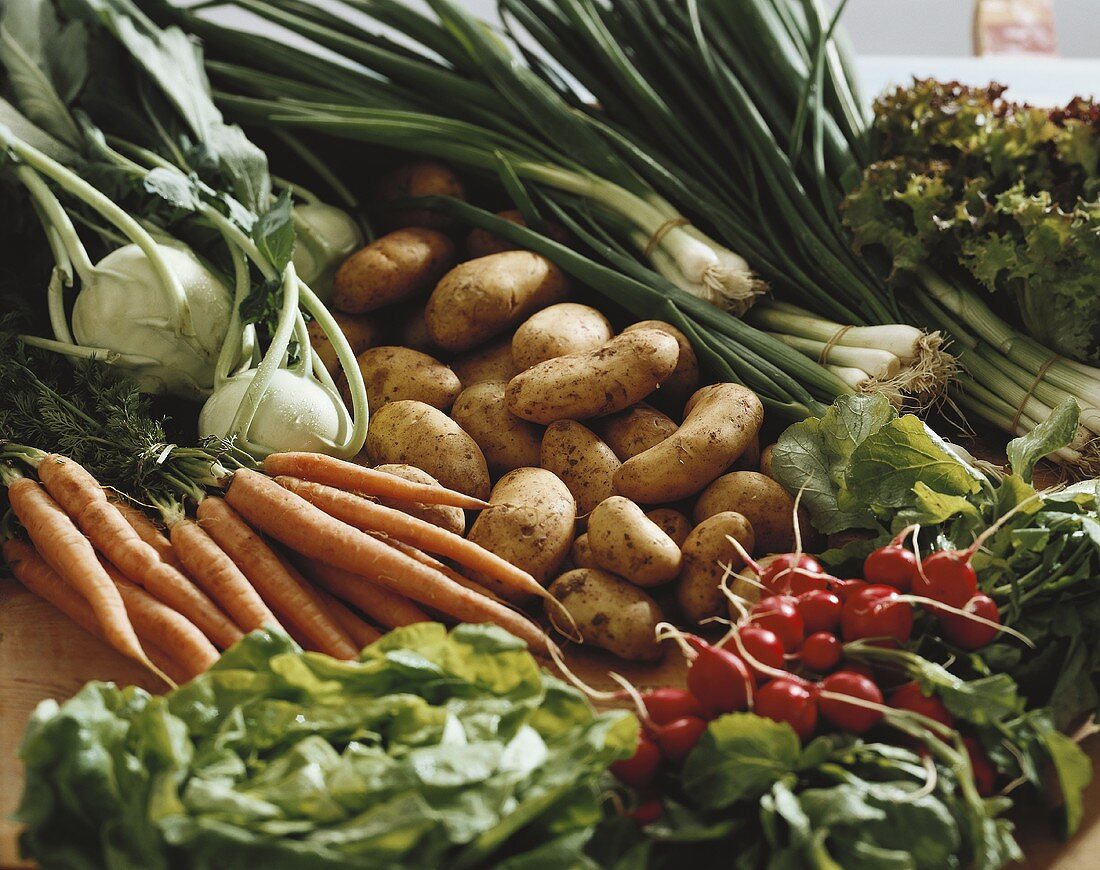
[226,468,556,655]
[34,455,241,649]
[313,586,382,649]
[112,499,186,573]
[5,479,152,670]
[99,560,220,675]
[195,496,358,660]
[374,535,507,604]
[303,559,431,628]
[169,517,282,633]
[275,476,552,605]
[3,538,188,685]
[263,452,489,509]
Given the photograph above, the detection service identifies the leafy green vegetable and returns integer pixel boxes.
[18,625,634,869]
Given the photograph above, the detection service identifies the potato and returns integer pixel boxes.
[308,311,377,374]
[426,251,570,352]
[726,554,777,616]
[693,471,797,554]
[548,568,665,661]
[622,320,699,408]
[596,403,679,461]
[375,160,465,230]
[540,421,620,517]
[507,330,679,424]
[467,468,575,600]
[332,228,456,315]
[394,305,441,355]
[760,443,776,479]
[677,511,755,624]
[450,382,543,478]
[615,383,763,504]
[571,533,599,569]
[732,434,762,471]
[645,508,692,548]
[373,464,465,535]
[365,400,490,499]
[588,496,681,587]
[451,336,518,389]
[511,303,614,370]
[340,346,461,411]
[466,209,570,259]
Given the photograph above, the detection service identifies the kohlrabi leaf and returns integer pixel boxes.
[252,190,297,273]
[1006,397,1080,483]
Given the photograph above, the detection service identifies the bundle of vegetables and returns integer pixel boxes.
[0,0,369,457]
[16,623,635,868]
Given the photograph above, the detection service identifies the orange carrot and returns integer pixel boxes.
[35,455,241,649]
[226,468,556,655]
[3,538,187,684]
[313,586,382,649]
[99,560,220,675]
[373,534,507,604]
[303,559,431,628]
[5,479,152,669]
[263,452,489,509]
[169,517,281,633]
[195,496,358,660]
[112,499,186,573]
[275,476,551,604]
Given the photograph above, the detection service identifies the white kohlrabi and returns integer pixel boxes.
[71,243,233,399]
[291,202,364,302]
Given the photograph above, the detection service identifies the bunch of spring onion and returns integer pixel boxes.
[0,0,368,458]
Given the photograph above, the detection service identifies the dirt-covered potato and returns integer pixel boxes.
[507,330,679,424]
[426,252,570,352]
[540,421,620,518]
[645,508,692,548]
[759,443,776,479]
[308,311,377,374]
[373,464,465,536]
[375,160,465,230]
[622,320,699,408]
[693,471,797,554]
[677,511,755,624]
[451,336,518,389]
[588,496,681,587]
[340,346,461,411]
[727,554,777,615]
[394,305,440,355]
[548,568,665,661]
[466,209,569,259]
[450,382,543,478]
[615,383,763,504]
[333,228,456,314]
[596,403,679,461]
[365,400,490,499]
[511,303,614,371]
[571,533,599,569]
[466,468,575,599]
[732,434,762,471]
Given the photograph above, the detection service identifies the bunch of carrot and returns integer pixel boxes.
[1,451,557,685]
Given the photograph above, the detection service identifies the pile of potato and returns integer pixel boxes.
[312,160,805,662]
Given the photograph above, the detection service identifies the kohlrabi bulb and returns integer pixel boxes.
[199,367,351,456]
[291,203,364,302]
[71,243,232,400]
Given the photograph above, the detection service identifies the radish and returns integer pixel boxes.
[796,590,842,633]
[642,688,704,725]
[938,594,1001,649]
[610,731,662,789]
[627,799,665,825]
[727,625,786,676]
[653,716,708,765]
[760,553,823,593]
[863,544,918,592]
[687,643,755,716]
[888,682,954,729]
[800,631,842,672]
[840,584,913,646]
[832,579,869,602]
[751,595,805,652]
[963,736,997,797]
[818,670,884,734]
[913,550,978,609]
[755,678,818,740]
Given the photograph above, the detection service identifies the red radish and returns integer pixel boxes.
[796,590,842,633]
[818,670,884,734]
[913,551,978,609]
[654,716,708,765]
[789,571,831,595]
[800,631,843,672]
[628,799,665,825]
[864,544,918,592]
[727,625,786,676]
[939,594,1000,650]
[643,688,704,725]
[963,736,996,796]
[751,595,805,652]
[888,682,954,729]
[760,554,823,593]
[687,644,756,716]
[841,584,913,646]
[832,579,868,602]
[610,732,662,788]
[755,678,818,740]
[845,661,876,681]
